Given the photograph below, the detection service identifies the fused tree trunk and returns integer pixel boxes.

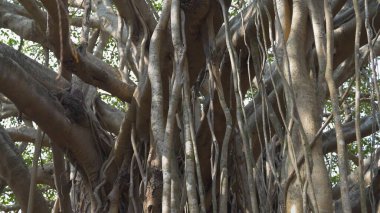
[1,0,380,212]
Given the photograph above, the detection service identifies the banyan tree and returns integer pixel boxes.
[0,0,380,212]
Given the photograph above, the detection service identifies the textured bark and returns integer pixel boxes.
[0,127,49,213]
[1,0,380,212]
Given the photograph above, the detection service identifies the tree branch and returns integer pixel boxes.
[0,53,103,185]
[334,149,380,212]
[0,3,46,46]
[6,126,50,147]
[0,126,49,213]
[322,112,380,154]
[1,1,137,102]
[93,97,124,134]
[17,0,47,31]
[0,204,21,212]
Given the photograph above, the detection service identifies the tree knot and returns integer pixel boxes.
[60,89,87,124]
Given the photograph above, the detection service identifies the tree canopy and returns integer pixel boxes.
[0,0,380,212]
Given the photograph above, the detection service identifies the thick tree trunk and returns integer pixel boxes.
[1,0,380,212]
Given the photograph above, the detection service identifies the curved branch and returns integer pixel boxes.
[333,0,380,66]
[114,0,157,35]
[322,113,380,154]
[29,164,55,187]
[0,53,103,184]
[0,102,18,120]
[70,16,101,29]
[0,44,69,92]
[0,126,49,213]
[17,0,47,31]
[5,0,138,102]
[334,149,380,211]
[79,52,137,101]
[94,97,124,134]
[0,4,46,46]
[0,1,31,17]
[6,126,50,147]
[0,204,20,212]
